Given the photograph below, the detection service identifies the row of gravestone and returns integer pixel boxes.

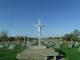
[47,41,61,48]
[68,41,80,51]
[47,41,80,51]
[68,41,79,48]
[0,41,80,50]
[0,41,31,49]
[53,41,80,52]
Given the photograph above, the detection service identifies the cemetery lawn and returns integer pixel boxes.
[0,44,80,60]
[0,45,25,60]
[56,43,80,60]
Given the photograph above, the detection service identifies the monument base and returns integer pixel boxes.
[29,46,46,49]
[16,47,58,60]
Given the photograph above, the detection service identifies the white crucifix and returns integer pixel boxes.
[33,19,44,47]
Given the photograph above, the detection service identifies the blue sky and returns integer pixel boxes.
[0,0,80,37]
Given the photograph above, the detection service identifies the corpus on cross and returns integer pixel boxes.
[33,19,44,47]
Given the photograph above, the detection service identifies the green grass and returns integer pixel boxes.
[56,43,80,60]
[0,45,25,60]
[0,43,80,60]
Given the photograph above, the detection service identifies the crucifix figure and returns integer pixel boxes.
[33,19,44,47]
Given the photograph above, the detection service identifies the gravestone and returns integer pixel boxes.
[21,42,25,47]
[79,47,80,51]
[74,41,79,48]
[69,43,72,48]
[4,42,9,47]
[0,44,3,48]
[0,42,3,48]
[8,43,15,49]
[54,42,60,48]
[68,41,73,48]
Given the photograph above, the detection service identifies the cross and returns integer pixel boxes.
[33,19,44,46]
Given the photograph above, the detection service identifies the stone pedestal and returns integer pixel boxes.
[16,46,58,60]
[29,46,46,49]
[54,56,56,60]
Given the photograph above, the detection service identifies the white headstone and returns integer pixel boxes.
[69,43,72,48]
[75,41,79,48]
[21,42,25,47]
[79,47,80,51]
[0,44,3,48]
[8,44,15,49]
